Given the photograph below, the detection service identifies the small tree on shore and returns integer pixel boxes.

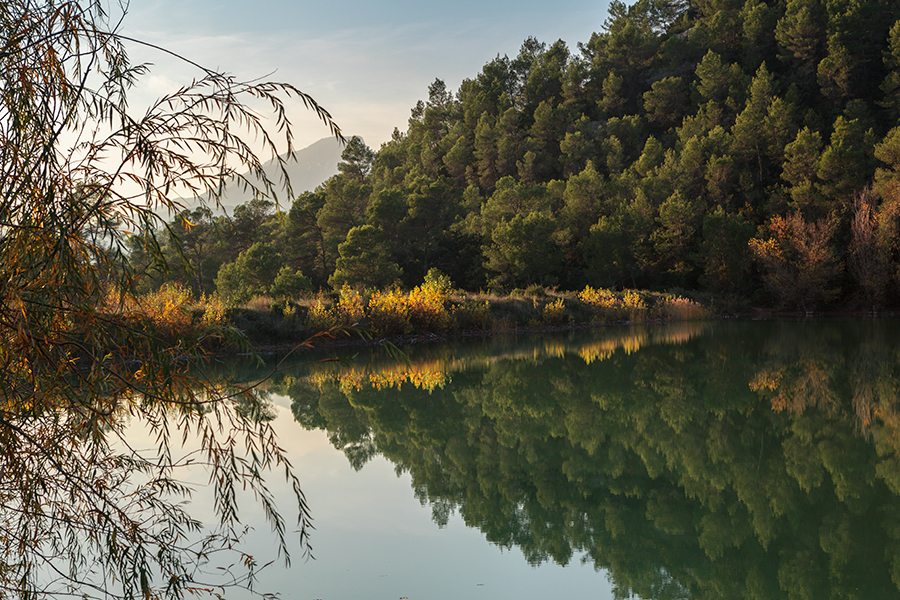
[749,212,840,310]
[848,188,892,309]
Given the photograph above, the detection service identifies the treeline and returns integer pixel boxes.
[133,0,900,310]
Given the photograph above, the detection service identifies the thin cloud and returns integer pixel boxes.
[122,0,609,150]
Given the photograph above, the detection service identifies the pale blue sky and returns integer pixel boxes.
[123,0,611,152]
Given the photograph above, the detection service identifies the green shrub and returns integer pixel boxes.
[270,266,312,301]
[524,284,545,297]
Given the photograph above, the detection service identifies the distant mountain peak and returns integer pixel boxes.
[176,136,345,216]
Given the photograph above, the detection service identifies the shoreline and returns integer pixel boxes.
[232,308,898,359]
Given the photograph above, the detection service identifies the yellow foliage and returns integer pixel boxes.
[305,360,450,393]
[748,236,782,261]
[657,295,708,320]
[283,303,297,321]
[542,339,567,358]
[335,285,365,325]
[542,298,568,325]
[107,283,193,331]
[579,286,706,324]
[305,286,367,332]
[305,283,707,335]
[578,286,644,322]
[750,363,838,415]
[201,293,227,327]
[407,283,452,331]
[749,370,784,393]
[368,288,411,334]
[578,286,617,307]
[307,280,458,335]
[622,290,647,311]
[578,331,650,364]
[368,368,449,392]
[306,297,334,331]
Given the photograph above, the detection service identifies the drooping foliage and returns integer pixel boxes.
[0,0,341,597]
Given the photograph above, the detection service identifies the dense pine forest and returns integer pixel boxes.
[134,0,900,312]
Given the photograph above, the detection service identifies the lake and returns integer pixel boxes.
[203,317,900,599]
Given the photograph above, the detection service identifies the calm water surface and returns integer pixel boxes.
[216,318,900,599]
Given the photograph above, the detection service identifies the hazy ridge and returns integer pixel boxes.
[179,136,344,215]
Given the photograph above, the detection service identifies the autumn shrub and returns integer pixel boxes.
[333,285,365,326]
[622,290,648,322]
[306,296,335,331]
[407,282,452,332]
[148,283,194,329]
[749,213,839,310]
[304,285,367,333]
[542,297,568,325]
[106,283,194,331]
[282,302,298,321]
[365,278,453,335]
[656,295,708,320]
[577,286,654,322]
[200,293,227,327]
[367,288,411,335]
[578,286,626,321]
[423,268,453,297]
[303,282,708,338]
[849,188,892,309]
[102,283,235,345]
[578,286,616,306]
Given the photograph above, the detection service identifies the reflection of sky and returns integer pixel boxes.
[231,396,615,600]
[121,393,613,599]
[121,0,610,151]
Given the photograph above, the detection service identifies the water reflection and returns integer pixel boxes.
[252,319,900,599]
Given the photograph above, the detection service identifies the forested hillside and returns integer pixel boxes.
[138,0,900,310]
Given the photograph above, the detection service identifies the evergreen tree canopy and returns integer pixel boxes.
[135,0,900,309]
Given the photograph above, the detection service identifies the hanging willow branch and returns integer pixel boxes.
[0,1,341,598]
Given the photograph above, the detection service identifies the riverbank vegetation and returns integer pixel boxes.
[123,273,708,346]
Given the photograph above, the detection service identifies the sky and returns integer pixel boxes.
[122,0,613,154]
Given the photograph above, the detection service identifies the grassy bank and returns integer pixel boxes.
[110,281,710,351]
[224,284,708,348]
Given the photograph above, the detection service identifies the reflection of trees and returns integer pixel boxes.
[281,321,711,397]
[0,375,305,599]
[281,320,900,599]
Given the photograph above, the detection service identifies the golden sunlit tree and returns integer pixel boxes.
[748,212,840,311]
[0,1,341,598]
